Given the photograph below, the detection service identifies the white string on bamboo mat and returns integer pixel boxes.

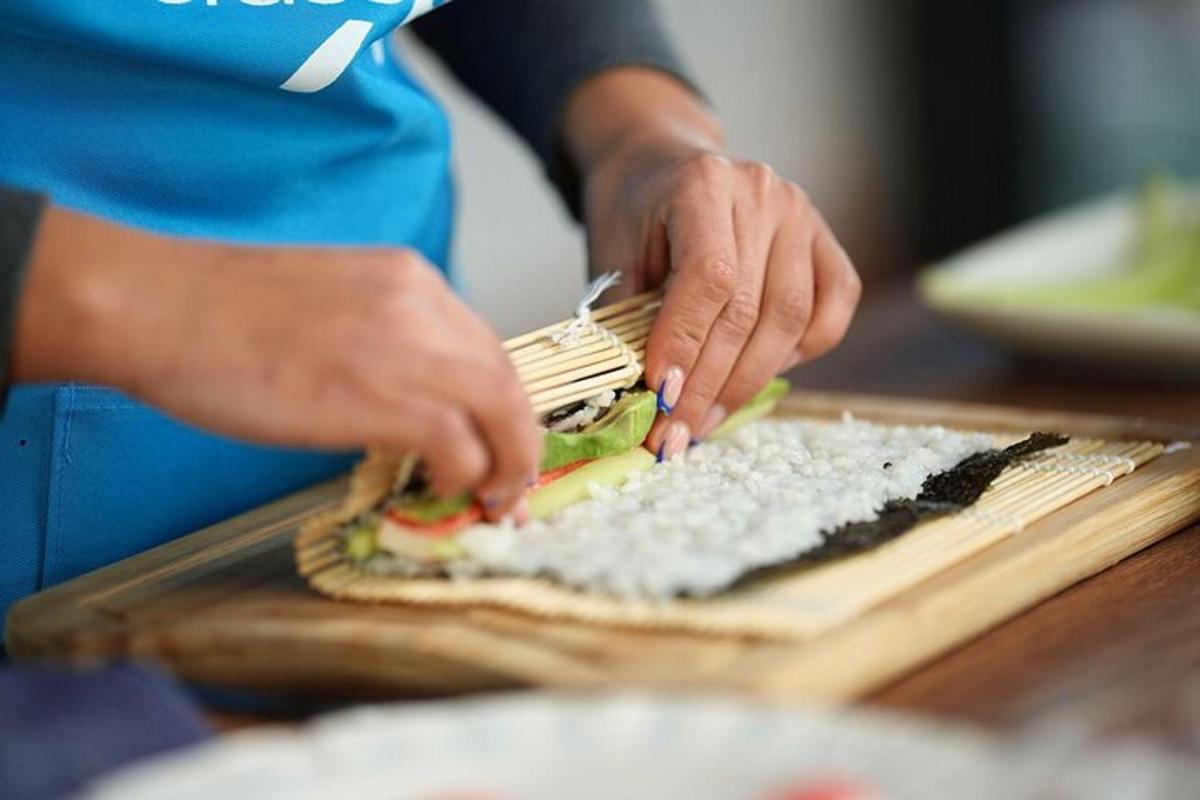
[548,272,643,389]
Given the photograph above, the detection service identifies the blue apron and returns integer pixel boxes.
[0,1,455,632]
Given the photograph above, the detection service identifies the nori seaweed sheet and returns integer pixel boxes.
[732,432,1069,586]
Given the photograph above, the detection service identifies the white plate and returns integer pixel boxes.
[918,195,1200,370]
[85,693,1198,800]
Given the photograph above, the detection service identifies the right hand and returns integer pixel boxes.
[15,207,540,517]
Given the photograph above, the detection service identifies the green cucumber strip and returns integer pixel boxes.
[343,524,377,563]
[528,448,655,520]
[710,377,790,439]
[540,390,657,472]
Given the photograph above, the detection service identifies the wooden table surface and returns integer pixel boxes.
[794,282,1200,747]
[213,283,1200,743]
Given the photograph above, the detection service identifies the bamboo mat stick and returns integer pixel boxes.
[523,354,638,394]
[510,323,650,369]
[511,327,639,368]
[528,358,645,404]
[502,290,661,352]
[604,314,657,337]
[514,337,623,374]
[513,333,650,379]
[505,298,657,358]
[533,386,626,416]
[518,335,650,383]
[591,289,662,322]
[495,290,662,416]
[508,313,656,366]
[531,362,645,414]
[520,348,635,385]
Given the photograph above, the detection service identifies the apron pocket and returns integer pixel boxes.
[41,384,355,587]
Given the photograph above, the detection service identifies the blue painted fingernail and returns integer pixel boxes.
[656,422,689,463]
[483,496,501,509]
[657,380,673,415]
[657,366,683,415]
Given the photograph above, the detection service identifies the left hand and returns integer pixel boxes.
[572,71,861,458]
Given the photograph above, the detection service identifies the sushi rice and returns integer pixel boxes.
[447,414,994,600]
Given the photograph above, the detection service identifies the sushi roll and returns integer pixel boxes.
[321,379,794,576]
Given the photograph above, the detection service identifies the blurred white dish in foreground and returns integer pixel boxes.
[87,693,1198,800]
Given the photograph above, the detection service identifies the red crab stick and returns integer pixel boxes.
[384,460,592,539]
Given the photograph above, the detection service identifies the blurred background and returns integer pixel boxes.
[400,0,1200,337]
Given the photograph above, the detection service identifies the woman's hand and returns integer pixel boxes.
[565,69,862,459]
[16,207,540,518]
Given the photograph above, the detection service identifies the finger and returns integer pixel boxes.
[401,399,492,499]
[412,272,538,495]
[390,258,541,514]
[795,221,860,364]
[430,357,541,515]
[714,213,816,417]
[654,196,773,444]
[642,417,692,463]
[642,173,738,405]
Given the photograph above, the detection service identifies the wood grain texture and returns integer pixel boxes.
[8,393,1199,707]
[872,524,1200,729]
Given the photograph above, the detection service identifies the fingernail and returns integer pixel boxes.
[698,404,727,439]
[483,495,502,509]
[657,366,684,415]
[656,421,689,463]
[526,475,539,488]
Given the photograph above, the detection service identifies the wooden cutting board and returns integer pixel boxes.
[8,392,1200,704]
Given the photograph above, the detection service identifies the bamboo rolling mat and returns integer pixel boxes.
[299,287,1170,641]
[506,286,660,415]
[9,393,1199,703]
[298,435,1163,640]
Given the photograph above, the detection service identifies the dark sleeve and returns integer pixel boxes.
[0,663,211,799]
[0,186,46,412]
[410,0,699,217]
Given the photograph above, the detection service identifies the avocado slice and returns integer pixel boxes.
[526,379,789,518]
[528,448,656,519]
[540,389,657,472]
